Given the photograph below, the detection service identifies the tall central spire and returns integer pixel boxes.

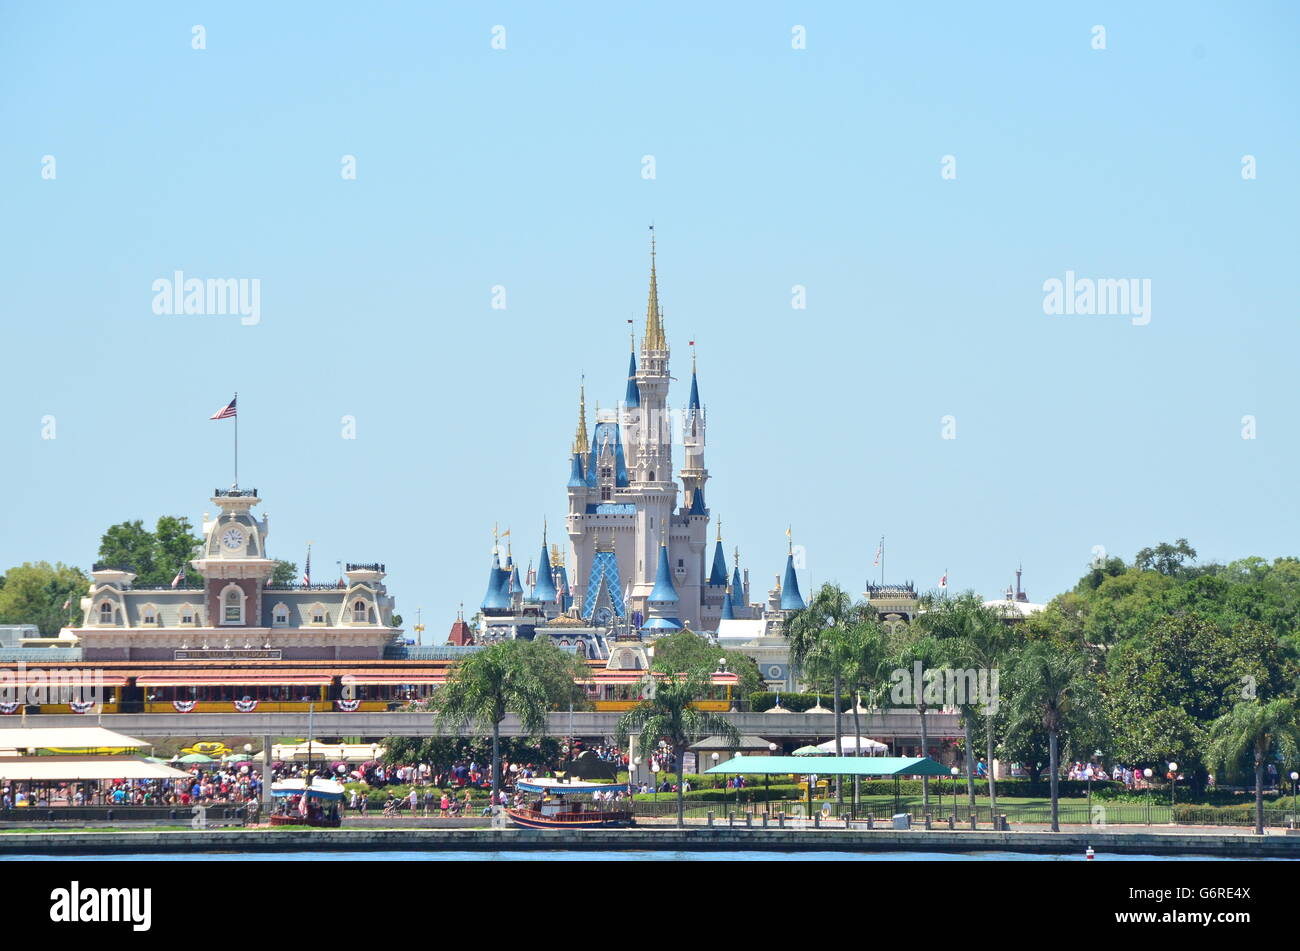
[573,380,589,454]
[644,228,666,350]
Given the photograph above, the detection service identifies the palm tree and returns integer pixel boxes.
[1006,643,1088,832]
[432,639,553,816]
[840,618,888,810]
[918,591,1013,817]
[787,583,863,803]
[889,631,946,813]
[616,663,740,827]
[1207,698,1300,836]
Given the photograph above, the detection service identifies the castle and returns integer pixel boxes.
[475,234,806,667]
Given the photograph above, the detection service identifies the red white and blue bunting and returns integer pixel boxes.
[172,699,197,713]
[335,698,361,712]
[233,697,259,713]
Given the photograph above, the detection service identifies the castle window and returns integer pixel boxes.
[648,471,654,481]
[601,486,611,501]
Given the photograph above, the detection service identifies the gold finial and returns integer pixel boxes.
[733,545,739,567]
[786,525,793,555]
[644,226,666,351]
[551,542,563,566]
[573,380,589,455]
[716,517,722,543]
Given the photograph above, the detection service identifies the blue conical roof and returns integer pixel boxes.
[509,561,523,597]
[688,366,700,411]
[780,552,805,611]
[567,451,585,488]
[530,539,558,603]
[721,588,736,620]
[648,544,679,604]
[481,553,510,612]
[688,486,707,516]
[708,538,728,586]
[625,350,640,408]
[731,565,744,600]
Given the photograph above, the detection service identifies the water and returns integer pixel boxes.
[2,849,1275,861]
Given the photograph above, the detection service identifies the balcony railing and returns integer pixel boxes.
[346,563,385,572]
[214,487,258,498]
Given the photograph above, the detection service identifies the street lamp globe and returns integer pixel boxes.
[769,743,778,753]
[951,767,960,777]
[1291,771,1299,782]
[1143,768,1153,778]
[1168,762,1178,773]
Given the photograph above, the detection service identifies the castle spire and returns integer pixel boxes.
[644,227,666,350]
[573,380,589,454]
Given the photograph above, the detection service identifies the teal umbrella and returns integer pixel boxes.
[176,753,215,763]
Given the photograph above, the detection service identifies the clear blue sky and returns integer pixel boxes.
[3,3,1298,639]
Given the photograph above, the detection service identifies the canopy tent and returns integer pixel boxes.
[792,745,826,757]
[271,778,345,801]
[0,755,190,781]
[273,743,384,762]
[516,778,628,795]
[0,727,148,752]
[705,756,951,777]
[173,753,215,764]
[815,737,889,755]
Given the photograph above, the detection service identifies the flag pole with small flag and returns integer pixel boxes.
[938,570,948,595]
[302,543,312,585]
[210,394,238,487]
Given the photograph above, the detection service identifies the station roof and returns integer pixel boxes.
[705,756,951,777]
[0,726,148,750]
[0,755,190,781]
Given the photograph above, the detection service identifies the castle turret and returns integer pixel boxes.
[642,540,682,632]
[780,532,806,612]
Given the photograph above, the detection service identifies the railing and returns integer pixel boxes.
[0,805,249,825]
[0,648,83,663]
[346,563,385,573]
[214,488,258,498]
[385,645,484,660]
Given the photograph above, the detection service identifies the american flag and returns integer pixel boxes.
[873,538,883,567]
[938,572,947,589]
[209,396,237,420]
[302,545,311,585]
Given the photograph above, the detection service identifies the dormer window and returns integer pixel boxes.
[141,605,158,625]
[353,599,368,622]
[99,601,114,624]
[271,603,289,627]
[179,605,196,626]
[308,603,328,626]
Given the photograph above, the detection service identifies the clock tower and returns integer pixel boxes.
[192,488,275,627]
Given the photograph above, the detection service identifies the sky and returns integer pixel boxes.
[2,2,1298,640]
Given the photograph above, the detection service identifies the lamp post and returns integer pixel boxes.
[1290,771,1298,829]
[767,743,777,815]
[633,756,642,799]
[1168,762,1179,815]
[710,751,719,809]
[1087,749,1101,817]
[949,766,959,821]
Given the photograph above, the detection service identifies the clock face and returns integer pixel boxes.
[221,528,245,550]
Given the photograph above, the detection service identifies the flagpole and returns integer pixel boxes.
[233,391,239,488]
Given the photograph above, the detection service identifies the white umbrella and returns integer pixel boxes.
[816,736,889,755]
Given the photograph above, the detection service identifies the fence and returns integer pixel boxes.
[0,805,249,826]
[632,797,1299,828]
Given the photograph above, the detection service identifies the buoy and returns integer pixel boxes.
[1085,846,1095,860]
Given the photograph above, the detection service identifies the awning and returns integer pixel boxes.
[0,727,148,750]
[705,756,952,777]
[0,756,190,781]
[136,675,333,687]
[516,778,628,794]
[338,676,444,686]
[0,675,128,688]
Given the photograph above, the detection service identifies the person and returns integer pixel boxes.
[440,793,450,818]
[423,789,435,817]
[409,788,418,813]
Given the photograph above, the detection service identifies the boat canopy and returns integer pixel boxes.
[271,778,346,801]
[705,756,951,777]
[516,778,628,795]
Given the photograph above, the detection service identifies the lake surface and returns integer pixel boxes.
[3,849,1276,861]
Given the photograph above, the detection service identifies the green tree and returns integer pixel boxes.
[0,562,88,636]
[1206,698,1300,835]
[432,639,554,815]
[918,590,1014,814]
[650,629,763,700]
[616,663,739,827]
[97,516,201,587]
[787,582,863,802]
[1006,643,1095,832]
[1134,538,1197,576]
[271,560,298,585]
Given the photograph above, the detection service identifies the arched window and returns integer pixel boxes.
[141,605,157,625]
[99,601,114,624]
[353,599,367,622]
[221,585,245,625]
[648,471,654,481]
